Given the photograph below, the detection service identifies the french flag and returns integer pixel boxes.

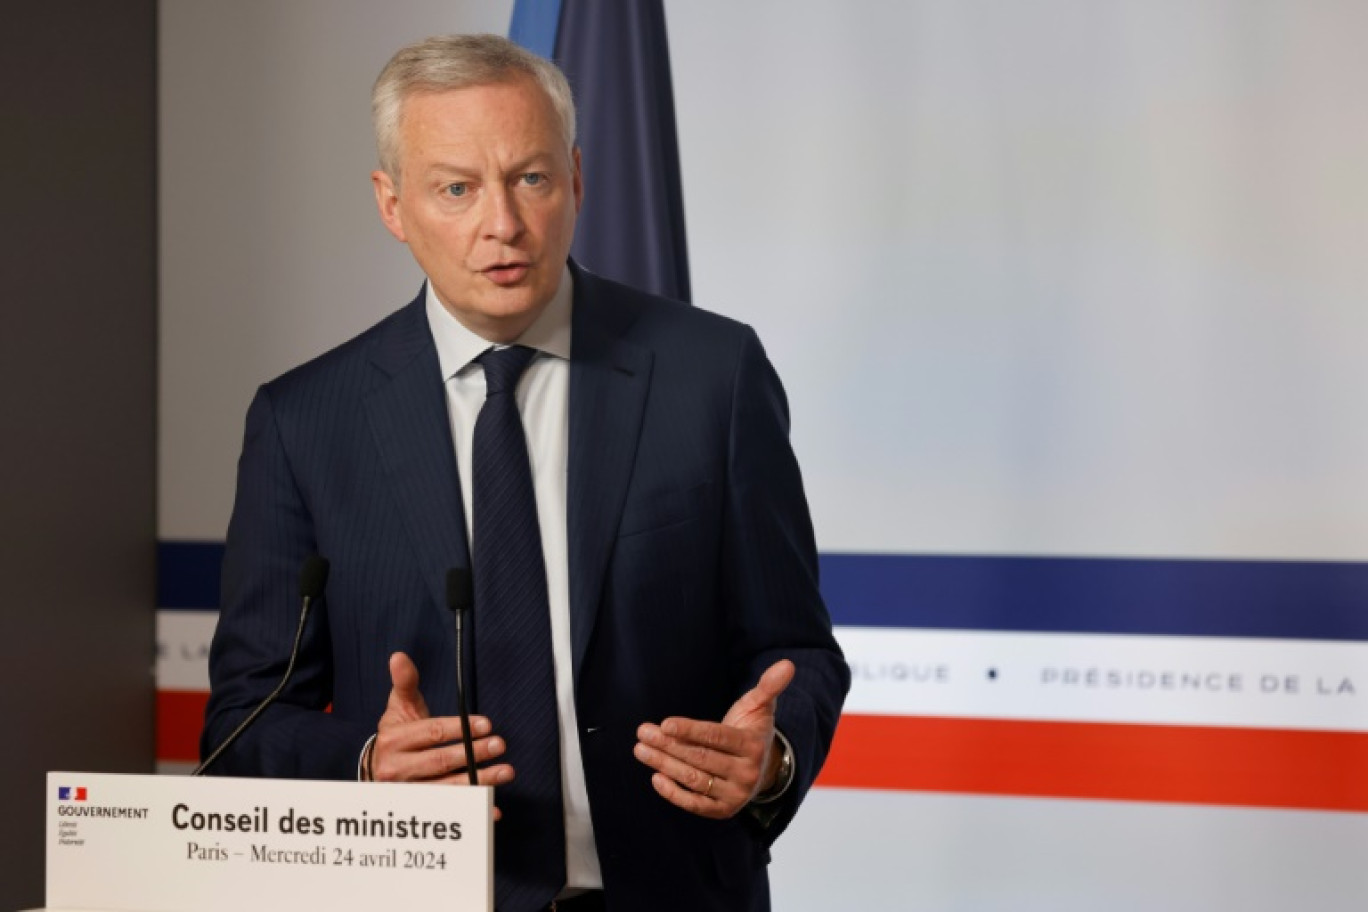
[510,0,692,302]
[57,786,87,801]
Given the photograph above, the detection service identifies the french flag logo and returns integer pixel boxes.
[57,786,87,801]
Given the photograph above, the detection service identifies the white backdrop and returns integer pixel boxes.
[668,0,1368,562]
[160,2,1368,907]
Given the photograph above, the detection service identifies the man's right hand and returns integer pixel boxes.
[370,652,515,790]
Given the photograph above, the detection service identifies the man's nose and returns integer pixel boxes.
[481,185,525,242]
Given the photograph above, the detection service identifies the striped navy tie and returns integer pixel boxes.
[471,344,565,911]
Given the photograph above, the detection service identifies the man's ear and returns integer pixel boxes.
[372,170,407,243]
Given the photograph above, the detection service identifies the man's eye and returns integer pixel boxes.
[522,173,546,187]
[445,183,468,197]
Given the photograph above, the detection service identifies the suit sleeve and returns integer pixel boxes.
[200,385,372,779]
[720,326,850,841]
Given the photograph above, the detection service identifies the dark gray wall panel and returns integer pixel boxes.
[0,3,157,907]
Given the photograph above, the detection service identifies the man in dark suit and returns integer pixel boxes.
[203,34,847,911]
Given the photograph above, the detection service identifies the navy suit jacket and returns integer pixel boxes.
[203,265,849,910]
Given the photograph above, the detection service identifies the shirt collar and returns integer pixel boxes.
[425,264,574,381]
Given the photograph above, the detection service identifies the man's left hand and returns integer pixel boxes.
[634,659,795,820]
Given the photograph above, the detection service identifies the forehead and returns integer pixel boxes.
[398,78,563,156]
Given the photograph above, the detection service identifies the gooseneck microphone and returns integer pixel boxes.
[194,554,330,776]
[446,567,480,786]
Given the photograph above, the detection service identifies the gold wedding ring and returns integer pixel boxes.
[703,775,715,798]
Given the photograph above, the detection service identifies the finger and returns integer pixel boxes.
[755,659,797,702]
[723,660,795,727]
[646,718,752,758]
[418,735,507,779]
[636,726,768,801]
[428,762,517,789]
[374,731,505,782]
[648,771,732,820]
[391,769,513,823]
[433,765,517,824]
[633,739,740,800]
[380,715,493,755]
[396,761,515,822]
[386,652,430,721]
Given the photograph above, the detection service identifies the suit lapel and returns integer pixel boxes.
[363,296,471,616]
[567,272,652,685]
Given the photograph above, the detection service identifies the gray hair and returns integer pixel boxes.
[372,34,577,182]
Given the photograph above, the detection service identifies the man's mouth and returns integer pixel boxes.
[482,262,531,286]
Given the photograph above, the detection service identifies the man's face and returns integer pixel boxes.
[372,78,582,342]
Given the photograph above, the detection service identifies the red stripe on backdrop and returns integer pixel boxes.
[158,690,334,763]
[157,689,209,763]
[817,713,1368,813]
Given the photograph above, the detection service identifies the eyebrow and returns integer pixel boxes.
[422,152,560,180]
[504,152,558,173]
[424,163,477,180]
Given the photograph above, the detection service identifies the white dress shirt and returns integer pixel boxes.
[425,266,602,892]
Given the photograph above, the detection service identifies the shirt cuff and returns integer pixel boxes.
[358,733,378,781]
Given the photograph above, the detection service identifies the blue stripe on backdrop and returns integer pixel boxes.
[158,542,1368,641]
[820,553,1368,640]
[508,0,563,60]
[510,0,692,302]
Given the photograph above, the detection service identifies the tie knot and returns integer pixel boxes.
[477,345,536,396]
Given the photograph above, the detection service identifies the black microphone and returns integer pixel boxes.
[446,567,479,786]
[194,554,330,776]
